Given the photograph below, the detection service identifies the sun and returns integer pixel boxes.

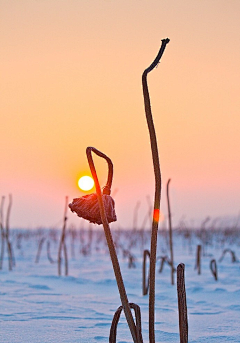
[78,176,94,191]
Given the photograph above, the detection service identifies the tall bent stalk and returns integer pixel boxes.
[86,147,139,343]
[142,38,170,343]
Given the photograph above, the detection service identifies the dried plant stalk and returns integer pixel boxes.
[177,263,188,343]
[210,259,218,281]
[0,195,14,270]
[142,38,170,343]
[167,179,174,285]
[194,244,202,275]
[109,303,143,343]
[58,196,69,276]
[5,194,13,270]
[157,255,172,273]
[47,240,55,264]
[219,248,237,263]
[35,237,46,263]
[142,249,150,295]
[0,196,5,270]
[86,147,139,343]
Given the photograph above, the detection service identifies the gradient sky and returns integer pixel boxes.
[1,1,240,230]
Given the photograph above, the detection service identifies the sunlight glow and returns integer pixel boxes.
[153,209,160,223]
[78,176,94,191]
[153,209,164,223]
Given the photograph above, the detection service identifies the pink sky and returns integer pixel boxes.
[1,1,240,229]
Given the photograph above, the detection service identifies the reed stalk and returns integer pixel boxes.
[167,179,174,285]
[0,196,5,270]
[86,147,139,343]
[58,196,68,276]
[195,244,201,275]
[35,237,46,263]
[47,240,55,264]
[219,248,237,263]
[177,263,188,343]
[142,38,170,343]
[210,259,218,281]
[5,194,13,270]
[142,249,150,295]
[109,303,143,343]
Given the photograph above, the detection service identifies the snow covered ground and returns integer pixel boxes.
[1,226,240,342]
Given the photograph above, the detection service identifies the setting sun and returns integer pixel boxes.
[78,176,94,191]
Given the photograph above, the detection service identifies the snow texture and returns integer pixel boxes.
[0,227,240,342]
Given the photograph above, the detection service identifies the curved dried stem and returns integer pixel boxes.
[142,249,150,295]
[86,147,139,343]
[86,146,113,195]
[109,303,143,343]
[142,38,170,343]
[210,259,218,281]
[219,248,237,263]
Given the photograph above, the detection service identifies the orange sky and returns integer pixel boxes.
[1,1,240,229]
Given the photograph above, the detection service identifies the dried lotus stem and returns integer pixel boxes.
[0,196,5,270]
[194,245,202,275]
[47,240,55,264]
[109,303,143,343]
[142,249,150,296]
[177,263,188,343]
[5,194,13,270]
[219,248,237,263]
[86,147,139,343]
[210,259,218,281]
[142,38,170,343]
[35,237,46,263]
[167,179,174,285]
[58,196,68,276]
